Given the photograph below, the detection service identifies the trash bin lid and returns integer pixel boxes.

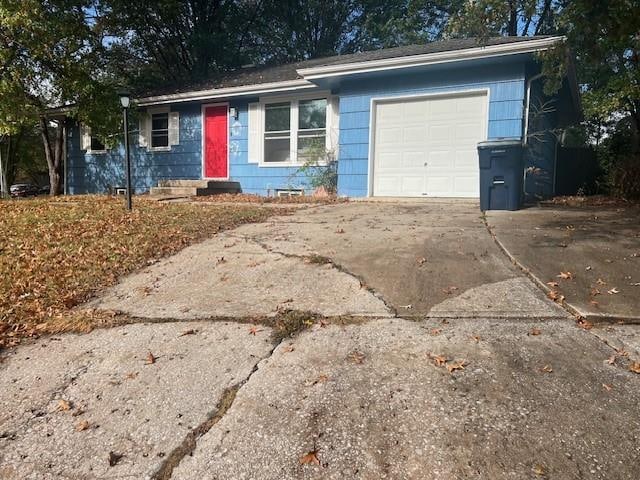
[477,138,523,148]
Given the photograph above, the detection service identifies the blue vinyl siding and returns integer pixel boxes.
[336,61,527,197]
[67,103,202,194]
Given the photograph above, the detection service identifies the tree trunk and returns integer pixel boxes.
[0,138,7,198]
[507,1,518,36]
[39,115,65,196]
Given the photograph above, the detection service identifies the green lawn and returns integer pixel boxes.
[0,195,276,348]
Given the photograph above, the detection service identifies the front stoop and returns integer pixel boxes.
[150,179,241,198]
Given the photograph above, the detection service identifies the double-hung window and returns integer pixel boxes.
[264,102,292,163]
[261,97,328,165]
[297,99,327,162]
[151,112,170,149]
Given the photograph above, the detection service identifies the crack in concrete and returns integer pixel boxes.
[150,340,283,480]
[224,233,398,317]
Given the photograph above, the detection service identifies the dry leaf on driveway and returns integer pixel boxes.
[417,257,427,265]
[429,328,442,336]
[57,399,72,411]
[557,271,574,279]
[607,287,620,294]
[546,281,559,288]
[602,383,613,392]
[300,450,320,466]
[76,420,90,432]
[179,329,197,337]
[547,290,564,303]
[446,360,468,373]
[541,364,553,373]
[629,362,640,374]
[349,351,366,364]
[533,464,546,476]
[529,328,542,336]
[427,352,448,367]
[248,326,263,336]
[442,286,459,295]
[145,352,156,365]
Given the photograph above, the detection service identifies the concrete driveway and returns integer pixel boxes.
[1,200,639,480]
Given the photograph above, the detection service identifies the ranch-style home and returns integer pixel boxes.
[67,36,580,200]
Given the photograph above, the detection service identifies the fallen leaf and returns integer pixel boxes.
[629,362,640,374]
[335,228,345,234]
[617,348,629,357]
[417,257,427,265]
[607,354,617,365]
[57,399,72,411]
[546,281,559,288]
[442,286,459,295]
[590,288,601,296]
[108,451,123,467]
[577,319,593,330]
[316,374,329,383]
[428,353,448,367]
[299,450,320,466]
[589,300,600,307]
[76,420,90,431]
[607,287,620,295]
[533,464,546,476]
[282,344,295,353]
[585,265,592,271]
[248,326,263,335]
[429,328,442,336]
[216,257,226,265]
[596,278,607,285]
[529,328,542,336]
[400,304,413,309]
[179,329,197,337]
[319,319,329,328]
[446,359,467,373]
[145,352,156,365]
[547,290,564,303]
[541,364,553,373]
[557,271,574,279]
[124,372,138,380]
[349,351,365,364]
[602,383,612,392]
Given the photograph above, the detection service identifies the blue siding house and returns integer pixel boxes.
[67,36,580,202]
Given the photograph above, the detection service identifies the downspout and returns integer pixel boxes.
[63,120,68,195]
[523,72,544,146]
[522,72,545,200]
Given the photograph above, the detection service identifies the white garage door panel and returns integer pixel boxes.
[373,92,487,198]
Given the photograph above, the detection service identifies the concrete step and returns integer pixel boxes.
[157,179,241,190]
[150,182,242,197]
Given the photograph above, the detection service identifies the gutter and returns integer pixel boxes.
[137,79,316,106]
[297,36,565,79]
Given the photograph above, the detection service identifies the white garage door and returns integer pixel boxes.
[372,92,488,197]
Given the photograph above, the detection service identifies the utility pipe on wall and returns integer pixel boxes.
[523,72,544,146]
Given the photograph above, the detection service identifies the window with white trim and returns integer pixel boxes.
[262,97,328,165]
[90,136,106,152]
[151,112,170,148]
[264,102,291,163]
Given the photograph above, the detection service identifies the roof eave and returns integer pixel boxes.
[296,36,566,80]
[136,79,316,107]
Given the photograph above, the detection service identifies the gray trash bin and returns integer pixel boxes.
[477,139,524,211]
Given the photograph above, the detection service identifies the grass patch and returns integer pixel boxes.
[0,195,277,348]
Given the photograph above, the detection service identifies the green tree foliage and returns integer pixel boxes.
[0,0,121,195]
[99,0,264,88]
[557,0,640,152]
[447,0,558,38]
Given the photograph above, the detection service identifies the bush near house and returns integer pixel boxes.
[0,196,276,348]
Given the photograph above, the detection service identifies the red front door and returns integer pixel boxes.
[204,105,228,178]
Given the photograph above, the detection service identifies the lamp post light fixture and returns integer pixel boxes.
[119,91,133,210]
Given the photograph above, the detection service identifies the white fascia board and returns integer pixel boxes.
[297,36,566,80]
[137,79,316,107]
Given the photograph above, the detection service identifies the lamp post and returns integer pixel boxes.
[119,91,133,210]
